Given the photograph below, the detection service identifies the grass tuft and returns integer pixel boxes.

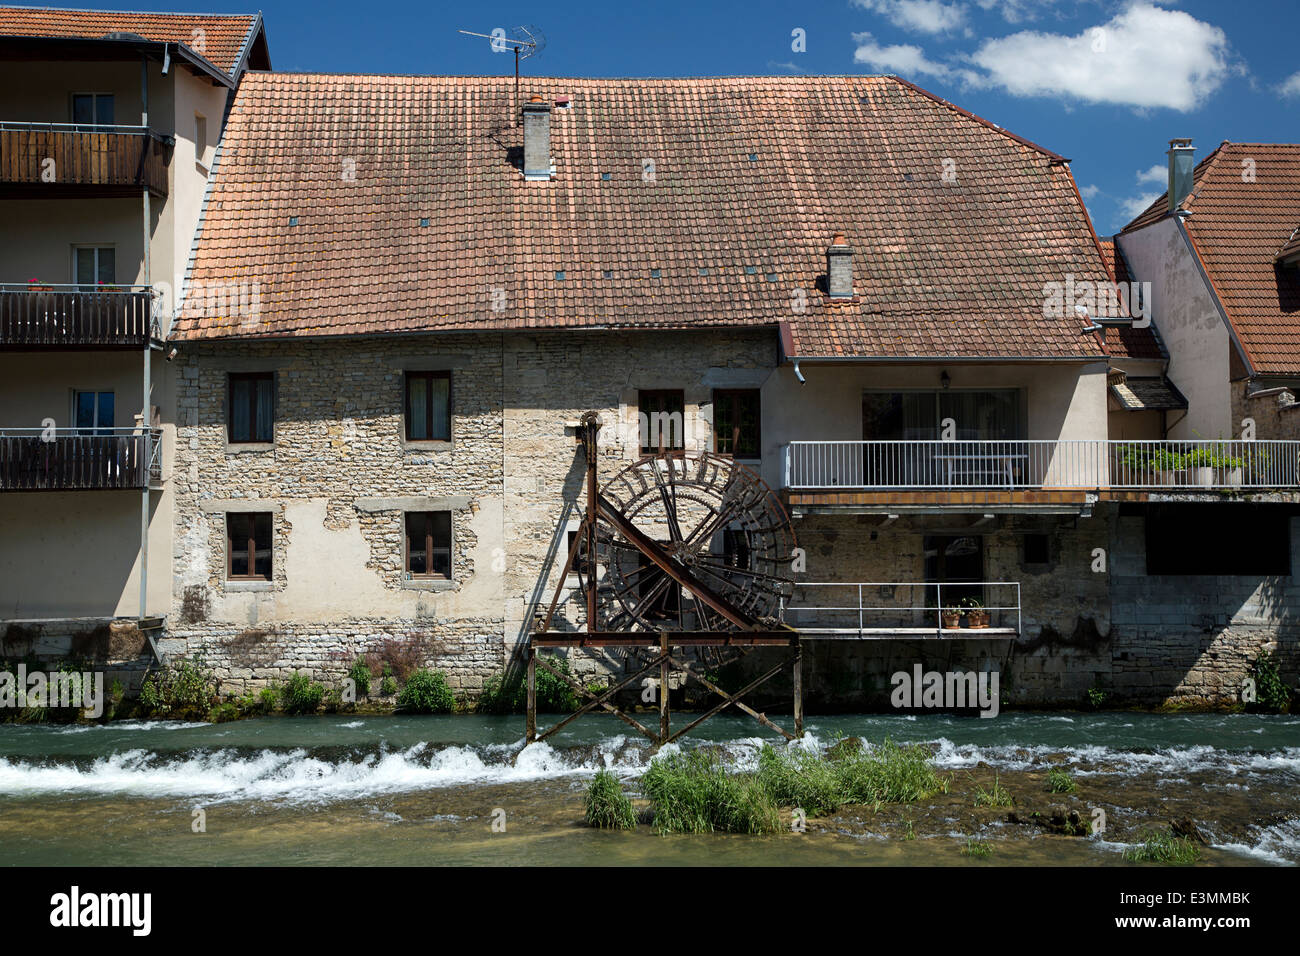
[584,770,637,830]
[1046,766,1077,794]
[973,773,1015,808]
[641,751,780,835]
[1123,830,1201,865]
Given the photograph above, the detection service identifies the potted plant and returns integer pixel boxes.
[1150,447,1185,486]
[962,597,990,628]
[1214,446,1244,487]
[1184,447,1216,488]
[27,277,53,293]
[941,604,962,630]
[1116,444,1151,486]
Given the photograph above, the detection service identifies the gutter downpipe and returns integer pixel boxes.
[139,55,151,620]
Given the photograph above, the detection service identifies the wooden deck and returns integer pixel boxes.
[0,125,170,197]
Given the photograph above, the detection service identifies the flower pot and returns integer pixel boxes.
[966,609,990,628]
[1191,466,1214,488]
[1218,467,1243,488]
[941,611,961,630]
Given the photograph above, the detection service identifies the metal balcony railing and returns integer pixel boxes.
[0,427,162,491]
[782,581,1021,638]
[0,285,160,348]
[780,440,1300,490]
[0,122,171,196]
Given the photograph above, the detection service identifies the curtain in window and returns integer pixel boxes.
[255,376,273,441]
[429,375,450,440]
[232,378,251,440]
[408,376,428,440]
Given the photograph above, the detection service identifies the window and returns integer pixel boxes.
[862,390,1022,441]
[227,513,272,581]
[714,389,761,458]
[74,390,114,435]
[639,389,685,454]
[194,113,210,169]
[1146,505,1291,575]
[228,372,274,443]
[74,246,114,290]
[924,534,985,610]
[405,511,452,579]
[1023,533,1051,566]
[71,93,114,125]
[404,371,451,441]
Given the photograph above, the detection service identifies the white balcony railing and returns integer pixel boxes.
[783,581,1021,638]
[780,440,1300,490]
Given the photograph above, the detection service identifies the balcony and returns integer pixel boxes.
[0,285,160,349]
[783,581,1021,639]
[0,122,171,197]
[780,440,1300,511]
[0,428,162,491]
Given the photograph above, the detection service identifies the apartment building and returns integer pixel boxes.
[0,7,268,657]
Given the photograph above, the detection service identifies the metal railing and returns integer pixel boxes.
[0,427,162,490]
[781,440,1300,490]
[0,285,160,347]
[782,581,1021,638]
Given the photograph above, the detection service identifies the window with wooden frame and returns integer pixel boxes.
[639,389,685,454]
[405,511,452,579]
[71,92,114,125]
[713,389,761,458]
[404,371,452,441]
[226,512,273,581]
[227,372,274,443]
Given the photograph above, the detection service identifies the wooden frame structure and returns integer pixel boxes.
[527,413,803,746]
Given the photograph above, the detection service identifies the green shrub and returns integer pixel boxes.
[347,658,372,698]
[755,744,844,816]
[1086,685,1108,709]
[584,770,637,830]
[477,655,578,714]
[280,671,325,715]
[396,669,455,714]
[257,686,278,713]
[962,838,992,858]
[380,675,398,697]
[973,773,1014,808]
[1123,830,1201,865]
[641,751,779,835]
[138,659,218,716]
[1046,767,1077,794]
[836,739,945,804]
[1250,651,1294,713]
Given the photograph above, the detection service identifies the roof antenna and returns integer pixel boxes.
[458,25,546,125]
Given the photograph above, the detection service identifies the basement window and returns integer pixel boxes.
[405,511,451,579]
[228,372,274,443]
[1145,504,1292,575]
[227,512,272,581]
[404,370,451,442]
[639,389,685,454]
[1023,533,1051,566]
[713,389,761,459]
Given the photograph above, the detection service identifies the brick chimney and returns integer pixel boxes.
[523,94,552,181]
[827,233,853,299]
[1167,138,1195,214]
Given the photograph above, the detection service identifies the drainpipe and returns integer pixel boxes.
[793,359,806,385]
[139,54,151,620]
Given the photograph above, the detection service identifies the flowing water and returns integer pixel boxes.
[0,712,1296,866]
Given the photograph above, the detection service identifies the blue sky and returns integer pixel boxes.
[92,0,1299,233]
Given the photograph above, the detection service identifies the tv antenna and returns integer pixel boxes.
[458,25,546,124]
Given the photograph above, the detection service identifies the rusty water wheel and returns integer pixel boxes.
[572,451,797,632]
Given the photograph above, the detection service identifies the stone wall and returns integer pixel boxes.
[1233,381,1300,441]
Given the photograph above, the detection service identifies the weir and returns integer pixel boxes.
[527,413,804,746]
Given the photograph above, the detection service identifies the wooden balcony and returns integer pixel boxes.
[0,122,171,197]
[0,286,159,349]
[0,428,162,491]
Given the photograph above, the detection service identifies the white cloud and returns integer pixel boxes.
[974,0,1064,23]
[1278,71,1300,98]
[1119,191,1162,220]
[1079,184,1100,199]
[966,1,1232,111]
[1134,164,1166,187]
[853,0,968,35]
[852,31,956,80]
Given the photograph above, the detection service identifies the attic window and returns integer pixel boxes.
[601,172,611,181]
[602,270,613,279]
[698,267,710,276]
[555,271,566,281]
[419,218,430,227]
[744,266,757,275]
[903,173,914,181]
[288,216,299,226]
[650,269,662,279]
[747,153,758,162]
[765,273,778,282]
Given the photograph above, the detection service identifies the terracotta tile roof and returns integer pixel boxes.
[1098,237,1163,360]
[1122,142,1300,375]
[0,5,261,77]
[175,73,1114,361]
[1278,226,1300,265]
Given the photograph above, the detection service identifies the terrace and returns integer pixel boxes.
[0,122,171,197]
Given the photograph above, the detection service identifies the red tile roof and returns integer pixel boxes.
[1122,142,1300,375]
[174,73,1122,361]
[0,5,262,77]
